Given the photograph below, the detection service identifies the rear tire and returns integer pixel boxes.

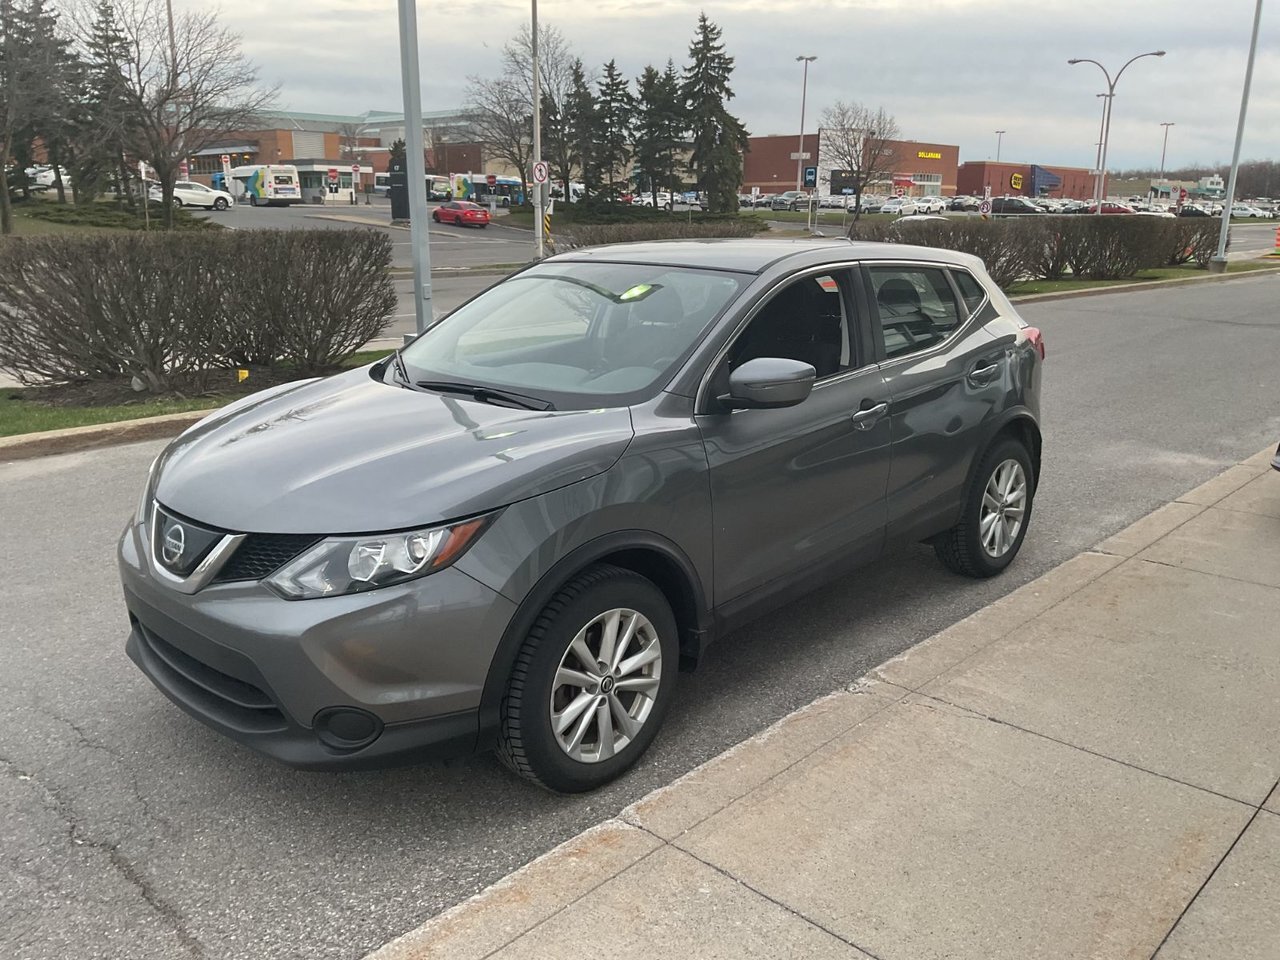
[249,195,258,207]
[213,197,228,211]
[934,438,1035,578]
[497,564,678,793]
[172,197,183,207]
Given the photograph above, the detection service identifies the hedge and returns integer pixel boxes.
[0,230,396,392]
[558,219,764,248]
[849,217,1223,289]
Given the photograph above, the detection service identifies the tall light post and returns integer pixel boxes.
[1159,121,1175,179]
[397,0,432,337]
[794,55,817,192]
[1211,0,1264,273]
[1068,50,1166,213]
[531,0,544,259]
[995,130,1006,163]
[1093,93,1112,205]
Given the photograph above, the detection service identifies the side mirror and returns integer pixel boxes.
[723,357,816,410]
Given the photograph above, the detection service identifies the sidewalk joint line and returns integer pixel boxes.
[1148,777,1280,960]
[663,831,887,960]
[1133,555,1280,594]
[912,690,1262,810]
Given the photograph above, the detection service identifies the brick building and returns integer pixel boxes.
[957,161,1096,200]
[742,133,961,198]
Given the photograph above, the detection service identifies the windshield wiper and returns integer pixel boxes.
[415,380,554,411]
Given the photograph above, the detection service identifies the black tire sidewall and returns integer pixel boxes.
[962,439,1035,576]
[510,571,679,793]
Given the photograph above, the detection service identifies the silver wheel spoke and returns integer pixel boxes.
[618,640,660,678]
[554,690,596,735]
[608,693,642,739]
[611,613,641,671]
[568,635,596,673]
[983,490,1002,512]
[594,700,615,760]
[614,675,659,696]
[556,666,595,690]
[565,697,599,753]
[596,610,622,671]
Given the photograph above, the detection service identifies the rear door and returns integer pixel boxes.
[862,262,1006,543]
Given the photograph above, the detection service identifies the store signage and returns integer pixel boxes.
[917,150,942,160]
[1010,173,1024,190]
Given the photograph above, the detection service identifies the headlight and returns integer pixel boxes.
[264,515,495,600]
[136,455,160,524]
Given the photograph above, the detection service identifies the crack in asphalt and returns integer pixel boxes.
[0,754,207,959]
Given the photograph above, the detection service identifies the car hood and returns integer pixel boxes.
[154,367,635,534]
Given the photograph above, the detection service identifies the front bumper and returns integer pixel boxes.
[119,516,518,769]
[1272,441,1279,472]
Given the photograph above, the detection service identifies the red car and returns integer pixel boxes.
[1080,201,1135,215]
[432,201,490,228]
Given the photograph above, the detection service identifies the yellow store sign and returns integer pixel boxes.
[917,150,942,160]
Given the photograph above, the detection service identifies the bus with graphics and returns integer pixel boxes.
[451,173,523,207]
[228,164,302,206]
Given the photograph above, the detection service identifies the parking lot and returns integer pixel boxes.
[3,274,1278,960]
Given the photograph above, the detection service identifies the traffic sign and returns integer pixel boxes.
[327,167,339,183]
[895,187,906,197]
[351,164,360,174]
[220,154,230,165]
[841,188,853,195]
[803,166,817,188]
[979,199,992,219]
[486,173,497,187]
[532,160,549,184]
[790,152,812,161]
[178,160,189,179]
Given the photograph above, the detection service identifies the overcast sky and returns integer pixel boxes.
[213,0,1278,172]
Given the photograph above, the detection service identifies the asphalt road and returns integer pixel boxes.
[3,275,1279,960]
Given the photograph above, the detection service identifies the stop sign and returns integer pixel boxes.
[219,154,229,166]
[351,164,360,174]
[327,167,339,183]
[486,173,497,187]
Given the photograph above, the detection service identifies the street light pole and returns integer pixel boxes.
[531,0,544,260]
[1159,121,1175,179]
[995,130,1006,163]
[1068,50,1166,214]
[1092,94,1111,208]
[1211,0,1264,273]
[794,55,816,191]
[397,0,432,337]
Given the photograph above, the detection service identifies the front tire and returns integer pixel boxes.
[497,565,678,793]
[172,197,183,207]
[934,438,1034,578]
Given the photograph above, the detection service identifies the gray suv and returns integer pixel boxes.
[119,239,1044,792]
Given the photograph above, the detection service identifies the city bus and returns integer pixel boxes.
[374,173,452,199]
[228,164,302,206]
[452,173,523,207]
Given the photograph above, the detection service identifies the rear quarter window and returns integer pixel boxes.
[951,269,988,316]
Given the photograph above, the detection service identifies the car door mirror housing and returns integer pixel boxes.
[722,357,817,410]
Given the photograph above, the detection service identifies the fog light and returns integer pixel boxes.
[313,707,382,750]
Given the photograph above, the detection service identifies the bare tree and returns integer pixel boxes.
[464,72,531,200]
[111,0,275,227]
[337,121,360,159]
[819,100,899,224]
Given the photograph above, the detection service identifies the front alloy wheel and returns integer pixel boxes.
[979,459,1027,559]
[498,564,678,792]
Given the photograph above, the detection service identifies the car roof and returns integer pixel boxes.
[544,238,986,275]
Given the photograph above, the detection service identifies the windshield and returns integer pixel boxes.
[399,262,747,409]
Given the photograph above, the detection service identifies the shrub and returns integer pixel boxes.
[0,230,396,390]
[558,220,764,248]
[852,219,1031,289]
[20,199,214,231]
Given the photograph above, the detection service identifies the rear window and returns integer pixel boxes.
[951,270,988,315]
[272,174,294,185]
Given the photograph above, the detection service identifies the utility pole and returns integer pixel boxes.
[532,0,544,259]
[794,56,816,191]
[1211,0,1264,273]
[995,130,1006,163]
[397,0,432,337]
[1159,122,1175,178]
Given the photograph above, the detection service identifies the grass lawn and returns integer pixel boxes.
[1008,260,1279,297]
[1,349,395,439]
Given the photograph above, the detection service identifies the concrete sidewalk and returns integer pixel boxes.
[367,446,1280,960]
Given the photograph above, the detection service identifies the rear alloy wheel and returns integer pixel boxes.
[172,197,183,207]
[934,438,1034,578]
[213,197,228,211]
[498,564,678,793]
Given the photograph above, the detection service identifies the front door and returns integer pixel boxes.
[696,269,893,611]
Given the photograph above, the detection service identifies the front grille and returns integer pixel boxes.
[133,619,287,733]
[214,534,321,583]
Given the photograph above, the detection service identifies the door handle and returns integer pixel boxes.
[967,362,1001,386]
[851,401,889,430]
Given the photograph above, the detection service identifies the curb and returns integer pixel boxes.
[1009,261,1280,305]
[0,409,214,462]
[359,446,1277,960]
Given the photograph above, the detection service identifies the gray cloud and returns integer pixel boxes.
[193,0,1277,169]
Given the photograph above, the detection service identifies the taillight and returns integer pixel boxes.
[1025,326,1046,360]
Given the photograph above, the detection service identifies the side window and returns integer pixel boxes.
[868,266,963,360]
[726,272,857,381]
[951,269,988,316]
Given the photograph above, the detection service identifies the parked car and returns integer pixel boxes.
[754,193,776,208]
[431,200,490,228]
[880,197,920,216]
[771,190,810,211]
[1178,205,1213,218]
[120,238,1045,792]
[916,196,947,214]
[739,194,754,208]
[149,180,233,211]
[1231,204,1266,218]
[1079,202,1136,215]
[860,196,885,213]
[990,196,1045,216]
[949,196,980,212]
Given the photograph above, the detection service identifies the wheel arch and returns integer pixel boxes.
[477,532,711,748]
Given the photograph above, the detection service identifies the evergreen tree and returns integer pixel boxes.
[681,13,748,214]
[76,0,134,207]
[634,60,686,205]
[592,59,633,201]
[388,137,407,169]
[564,58,598,198]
